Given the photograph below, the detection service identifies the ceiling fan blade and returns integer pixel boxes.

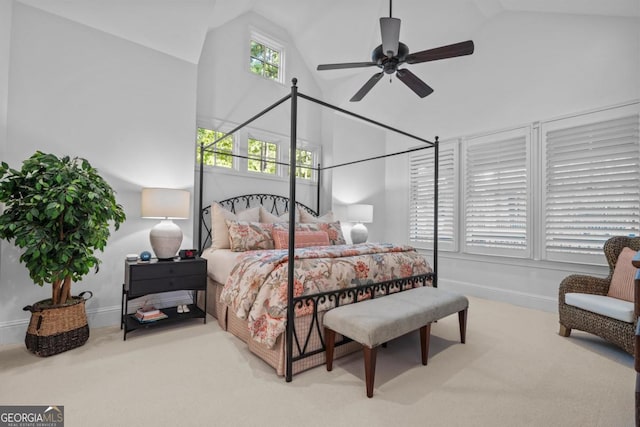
[405,40,474,64]
[396,69,434,98]
[317,62,377,71]
[350,72,384,102]
[380,17,401,57]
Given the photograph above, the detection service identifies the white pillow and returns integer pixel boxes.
[259,206,299,223]
[298,207,334,223]
[211,203,260,249]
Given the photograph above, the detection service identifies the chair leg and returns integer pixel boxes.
[559,324,571,337]
[363,346,377,398]
[420,324,431,365]
[325,328,335,371]
[458,308,468,344]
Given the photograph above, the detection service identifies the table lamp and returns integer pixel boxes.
[141,188,190,260]
[348,204,373,244]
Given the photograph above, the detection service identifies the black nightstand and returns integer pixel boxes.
[121,257,207,340]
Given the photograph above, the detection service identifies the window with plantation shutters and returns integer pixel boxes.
[542,106,640,264]
[463,127,531,257]
[409,142,458,251]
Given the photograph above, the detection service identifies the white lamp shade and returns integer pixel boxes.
[141,188,190,219]
[347,204,373,223]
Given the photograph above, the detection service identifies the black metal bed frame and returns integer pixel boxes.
[197,78,439,382]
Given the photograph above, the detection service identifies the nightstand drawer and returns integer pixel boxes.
[127,274,205,298]
[129,260,206,281]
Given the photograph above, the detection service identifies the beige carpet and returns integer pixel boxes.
[0,296,634,427]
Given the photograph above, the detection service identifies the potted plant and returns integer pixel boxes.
[0,151,126,356]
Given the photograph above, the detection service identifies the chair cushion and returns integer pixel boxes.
[565,293,634,323]
[607,247,638,302]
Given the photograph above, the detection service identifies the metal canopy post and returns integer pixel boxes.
[433,136,439,287]
[286,78,299,382]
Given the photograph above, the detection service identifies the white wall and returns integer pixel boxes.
[0,3,198,344]
[331,115,387,243]
[196,11,328,221]
[382,11,640,312]
[0,0,13,292]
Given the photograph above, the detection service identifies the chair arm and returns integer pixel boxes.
[558,274,609,304]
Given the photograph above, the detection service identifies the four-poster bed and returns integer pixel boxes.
[197,78,439,382]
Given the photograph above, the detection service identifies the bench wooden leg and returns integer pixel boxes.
[363,346,377,398]
[420,324,431,365]
[458,308,468,344]
[325,327,336,371]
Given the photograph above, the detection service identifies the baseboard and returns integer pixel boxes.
[0,292,195,346]
[440,278,557,313]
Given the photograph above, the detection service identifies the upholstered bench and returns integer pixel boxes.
[323,286,469,397]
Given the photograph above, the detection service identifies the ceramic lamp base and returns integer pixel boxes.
[350,223,368,244]
[149,219,182,259]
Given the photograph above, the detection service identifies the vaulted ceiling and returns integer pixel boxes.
[14,0,640,118]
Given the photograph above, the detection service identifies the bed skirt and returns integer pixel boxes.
[199,277,360,376]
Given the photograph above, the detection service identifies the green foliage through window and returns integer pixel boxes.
[250,40,281,81]
[248,138,277,174]
[197,128,233,168]
[295,149,313,180]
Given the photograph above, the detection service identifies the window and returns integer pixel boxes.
[462,127,531,257]
[542,107,640,263]
[295,148,314,180]
[248,138,278,175]
[249,34,283,82]
[196,128,233,168]
[409,142,458,251]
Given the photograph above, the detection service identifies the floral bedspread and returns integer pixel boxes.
[220,243,431,348]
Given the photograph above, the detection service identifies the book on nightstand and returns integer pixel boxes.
[135,307,168,323]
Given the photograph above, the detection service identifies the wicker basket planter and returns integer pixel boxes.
[23,291,92,357]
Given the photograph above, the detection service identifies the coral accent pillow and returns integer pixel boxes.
[272,229,330,249]
[607,247,638,302]
[226,220,274,252]
[274,222,346,245]
[211,204,260,249]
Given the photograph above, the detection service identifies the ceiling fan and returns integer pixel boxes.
[316,0,475,102]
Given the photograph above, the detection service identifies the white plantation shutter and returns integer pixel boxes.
[409,142,457,251]
[463,128,531,257]
[543,108,640,263]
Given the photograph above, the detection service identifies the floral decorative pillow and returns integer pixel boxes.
[272,229,330,249]
[274,221,346,245]
[211,203,260,249]
[226,220,274,252]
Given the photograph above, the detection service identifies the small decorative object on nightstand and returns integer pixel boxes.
[141,188,190,260]
[348,204,373,244]
[121,257,207,340]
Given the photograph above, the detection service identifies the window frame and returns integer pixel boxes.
[196,125,236,170]
[249,31,285,84]
[408,139,459,252]
[540,104,640,265]
[247,136,280,176]
[461,126,533,258]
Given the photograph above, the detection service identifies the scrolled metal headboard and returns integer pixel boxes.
[199,193,318,252]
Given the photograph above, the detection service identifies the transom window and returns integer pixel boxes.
[248,138,278,175]
[295,149,314,180]
[250,36,282,82]
[196,128,233,168]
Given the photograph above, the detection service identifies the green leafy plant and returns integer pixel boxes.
[0,151,126,305]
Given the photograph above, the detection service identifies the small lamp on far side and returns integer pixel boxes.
[348,204,373,244]
[141,188,190,260]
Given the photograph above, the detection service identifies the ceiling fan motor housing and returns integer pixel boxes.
[373,42,409,73]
